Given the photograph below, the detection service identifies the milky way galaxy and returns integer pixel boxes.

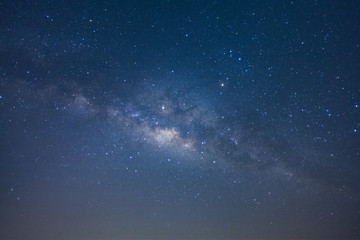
[1,0,360,239]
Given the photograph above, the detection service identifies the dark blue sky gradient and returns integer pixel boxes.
[1,0,360,239]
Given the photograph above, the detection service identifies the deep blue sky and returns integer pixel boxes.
[1,0,360,239]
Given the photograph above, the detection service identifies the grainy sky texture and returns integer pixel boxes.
[1,0,360,239]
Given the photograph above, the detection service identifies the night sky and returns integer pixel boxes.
[1,0,360,239]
